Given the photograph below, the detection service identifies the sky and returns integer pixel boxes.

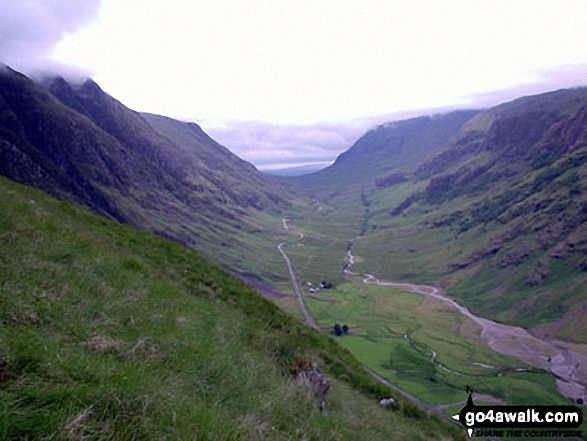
[2,0,587,172]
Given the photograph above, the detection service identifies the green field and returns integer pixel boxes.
[303,282,568,408]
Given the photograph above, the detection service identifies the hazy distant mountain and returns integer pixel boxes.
[294,110,481,190]
[0,67,293,269]
[263,163,332,177]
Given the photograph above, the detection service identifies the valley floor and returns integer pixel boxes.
[273,208,587,433]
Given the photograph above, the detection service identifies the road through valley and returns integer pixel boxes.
[277,218,460,422]
[278,218,319,330]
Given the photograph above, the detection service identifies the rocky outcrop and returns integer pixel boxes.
[297,365,331,417]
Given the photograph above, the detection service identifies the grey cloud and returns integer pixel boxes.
[0,0,100,75]
[206,121,366,170]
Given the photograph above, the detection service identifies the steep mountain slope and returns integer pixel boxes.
[347,88,587,342]
[140,112,287,207]
[0,175,464,440]
[0,66,294,273]
[294,110,480,191]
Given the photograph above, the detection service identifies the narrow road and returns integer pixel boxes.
[277,219,468,430]
[363,367,456,421]
[278,218,320,330]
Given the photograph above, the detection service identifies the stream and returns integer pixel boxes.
[346,244,587,403]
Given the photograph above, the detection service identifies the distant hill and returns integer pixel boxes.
[293,110,480,191]
[0,67,294,272]
[263,163,332,177]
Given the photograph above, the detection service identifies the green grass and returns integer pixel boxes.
[304,283,570,408]
[0,176,465,440]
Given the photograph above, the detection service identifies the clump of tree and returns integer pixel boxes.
[333,323,350,336]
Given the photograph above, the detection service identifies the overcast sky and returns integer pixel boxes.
[3,1,587,171]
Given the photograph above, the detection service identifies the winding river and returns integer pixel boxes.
[346,245,587,404]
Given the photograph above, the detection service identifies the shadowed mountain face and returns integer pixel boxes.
[0,67,294,269]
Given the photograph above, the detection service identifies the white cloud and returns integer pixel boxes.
[49,0,587,126]
[207,121,362,168]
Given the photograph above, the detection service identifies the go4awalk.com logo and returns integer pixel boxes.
[452,387,584,438]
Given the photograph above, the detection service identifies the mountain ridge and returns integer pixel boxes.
[293,110,481,191]
[2,65,586,340]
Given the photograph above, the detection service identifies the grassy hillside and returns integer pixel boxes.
[0,176,464,440]
[360,89,587,339]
